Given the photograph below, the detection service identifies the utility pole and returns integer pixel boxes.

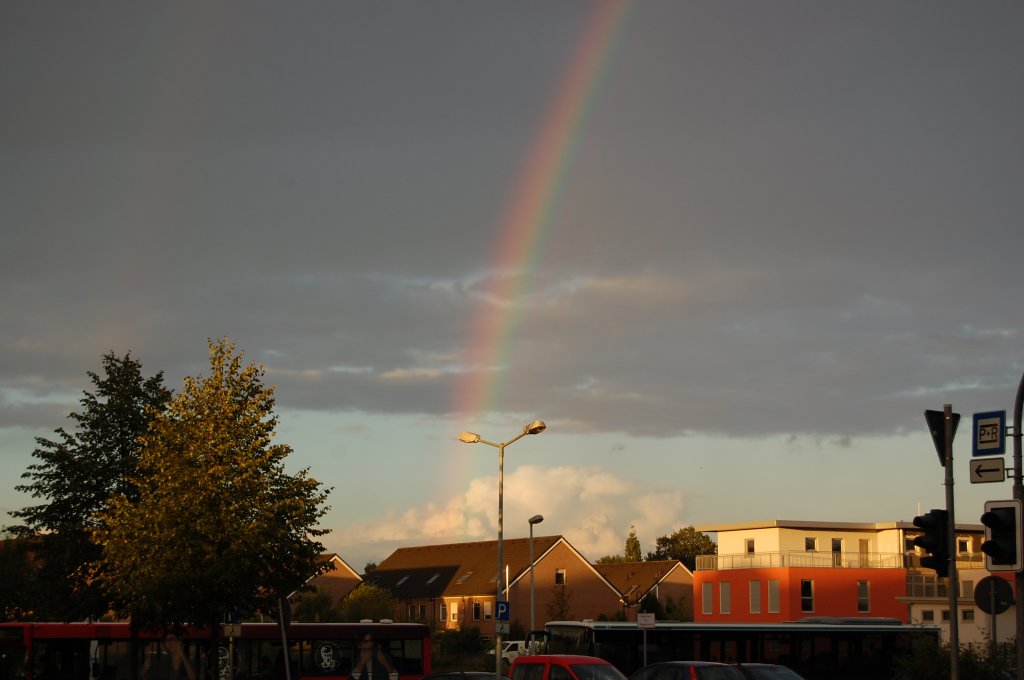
[943,404,960,680]
[1013,374,1024,680]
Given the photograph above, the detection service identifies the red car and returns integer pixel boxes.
[510,655,628,680]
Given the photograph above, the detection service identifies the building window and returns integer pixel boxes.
[941,610,950,622]
[768,580,780,614]
[473,602,482,621]
[963,609,975,622]
[958,539,969,554]
[750,581,761,614]
[800,580,814,612]
[555,569,567,585]
[484,601,492,620]
[746,539,755,555]
[702,583,713,615]
[720,582,731,614]
[440,603,447,621]
[857,580,870,613]
[805,537,817,551]
[418,604,426,620]
[450,602,458,622]
[921,610,935,623]
[832,538,843,566]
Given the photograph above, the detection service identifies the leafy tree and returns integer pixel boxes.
[625,525,642,562]
[647,526,716,571]
[93,339,331,631]
[596,555,625,564]
[293,588,343,622]
[362,562,378,578]
[339,583,397,622]
[545,584,573,621]
[0,533,37,621]
[7,352,171,619]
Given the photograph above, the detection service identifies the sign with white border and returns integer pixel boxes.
[973,410,1006,457]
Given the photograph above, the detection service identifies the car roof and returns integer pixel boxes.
[639,661,732,667]
[513,655,612,664]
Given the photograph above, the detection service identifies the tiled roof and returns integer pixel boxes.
[593,560,690,599]
[371,535,564,599]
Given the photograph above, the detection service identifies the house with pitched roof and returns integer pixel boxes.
[593,559,694,621]
[295,552,363,603]
[368,535,626,634]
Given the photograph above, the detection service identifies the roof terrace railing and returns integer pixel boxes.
[695,551,987,571]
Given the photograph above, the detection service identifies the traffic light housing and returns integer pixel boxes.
[980,499,1022,572]
[913,509,950,577]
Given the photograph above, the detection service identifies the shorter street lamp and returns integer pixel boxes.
[529,514,544,633]
[459,420,546,680]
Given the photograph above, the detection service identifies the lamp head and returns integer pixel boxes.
[529,514,544,525]
[458,432,481,444]
[523,420,546,435]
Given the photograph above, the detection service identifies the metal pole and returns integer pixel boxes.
[496,441,504,680]
[1013,373,1024,680]
[990,579,998,663]
[944,404,959,680]
[530,522,536,632]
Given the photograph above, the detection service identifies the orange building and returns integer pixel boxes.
[691,518,1002,645]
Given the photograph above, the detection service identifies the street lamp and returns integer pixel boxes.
[459,420,546,678]
[528,514,544,634]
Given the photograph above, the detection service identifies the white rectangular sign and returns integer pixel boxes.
[970,457,1006,484]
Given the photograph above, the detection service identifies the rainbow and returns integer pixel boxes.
[453,0,632,420]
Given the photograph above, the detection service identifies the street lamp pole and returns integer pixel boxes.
[459,420,546,679]
[528,514,544,634]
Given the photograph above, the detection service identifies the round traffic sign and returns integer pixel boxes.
[974,575,1013,615]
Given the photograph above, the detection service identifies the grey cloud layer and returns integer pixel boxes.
[2,2,1022,441]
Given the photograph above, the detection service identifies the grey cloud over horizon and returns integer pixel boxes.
[2,1,1022,446]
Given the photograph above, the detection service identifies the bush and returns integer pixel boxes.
[433,627,490,672]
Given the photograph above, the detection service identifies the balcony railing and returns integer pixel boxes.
[694,551,985,571]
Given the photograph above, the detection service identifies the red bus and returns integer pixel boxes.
[0,621,431,680]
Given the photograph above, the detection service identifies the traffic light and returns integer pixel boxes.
[913,509,950,577]
[980,499,1022,572]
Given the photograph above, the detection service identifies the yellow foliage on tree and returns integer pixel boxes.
[94,338,331,629]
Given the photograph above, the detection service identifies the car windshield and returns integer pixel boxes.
[698,669,745,680]
[569,663,628,680]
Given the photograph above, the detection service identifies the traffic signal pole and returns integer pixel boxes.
[1013,373,1024,680]
[943,404,960,680]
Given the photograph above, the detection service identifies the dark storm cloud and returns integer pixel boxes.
[1,1,1022,442]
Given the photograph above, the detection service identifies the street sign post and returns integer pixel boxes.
[971,458,1006,484]
[925,409,960,466]
[496,601,510,634]
[973,410,1007,457]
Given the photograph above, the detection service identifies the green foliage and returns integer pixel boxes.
[93,339,331,629]
[647,526,716,571]
[638,592,663,618]
[339,583,398,623]
[432,627,489,672]
[293,588,343,622]
[0,534,37,620]
[625,526,642,562]
[596,555,626,564]
[7,352,171,620]
[893,636,1014,680]
[545,584,572,621]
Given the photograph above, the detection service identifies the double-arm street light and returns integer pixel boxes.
[528,514,544,633]
[459,420,546,678]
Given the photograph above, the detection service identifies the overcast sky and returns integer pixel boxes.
[2,1,1023,572]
